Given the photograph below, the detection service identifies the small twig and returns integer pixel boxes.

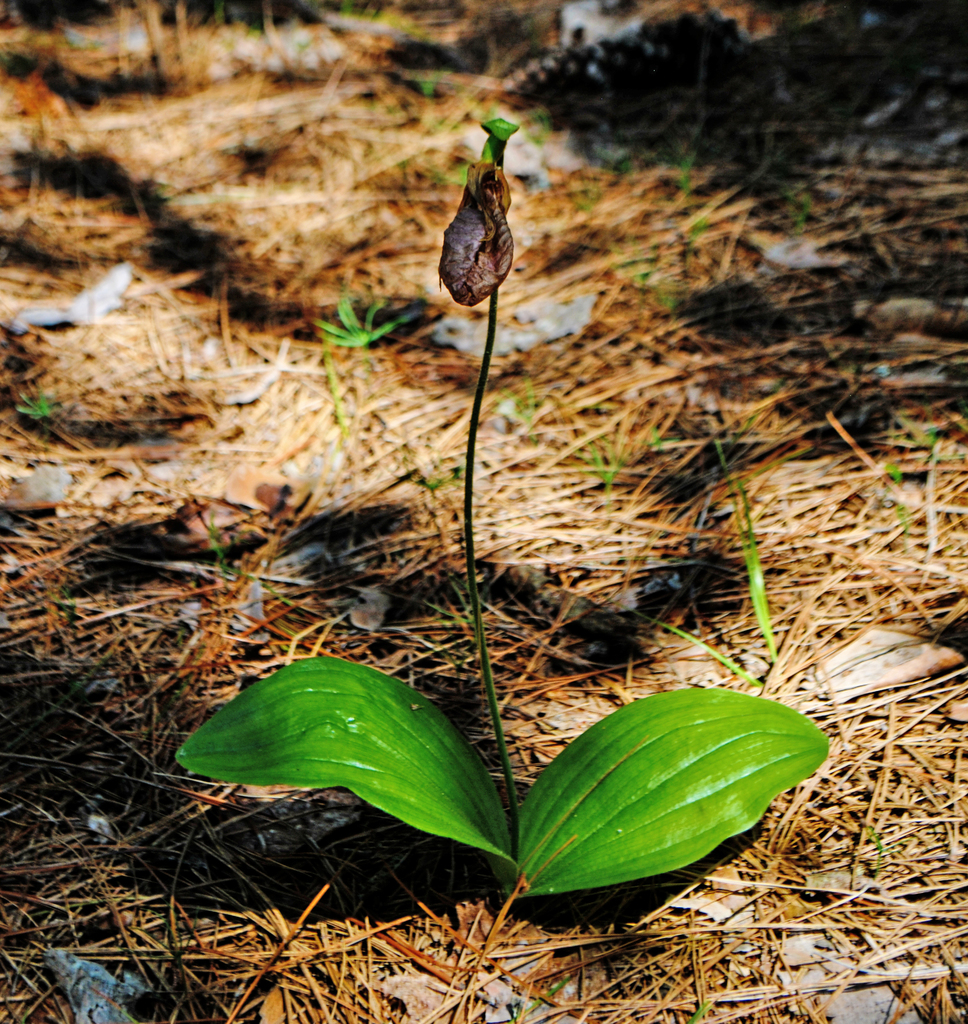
[925,450,938,561]
[826,411,906,505]
[135,0,168,84]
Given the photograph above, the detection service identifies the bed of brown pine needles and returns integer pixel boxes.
[2,2,968,1022]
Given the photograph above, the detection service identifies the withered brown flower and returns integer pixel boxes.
[438,161,513,307]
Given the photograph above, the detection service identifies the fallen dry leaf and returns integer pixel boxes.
[10,263,132,333]
[378,973,447,1022]
[660,641,727,686]
[223,369,281,405]
[481,977,522,1023]
[854,296,968,336]
[455,899,495,946]
[349,588,391,630]
[671,892,751,923]
[259,986,285,1024]
[804,869,876,892]
[2,465,72,510]
[782,932,843,968]
[819,627,963,698]
[43,949,150,1024]
[709,866,747,891]
[825,985,923,1023]
[224,464,308,517]
[764,237,847,269]
[778,933,850,993]
[85,813,114,843]
[159,499,264,556]
[86,473,135,509]
[13,70,69,119]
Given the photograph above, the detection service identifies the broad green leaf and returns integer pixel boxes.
[176,657,514,875]
[517,689,827,896]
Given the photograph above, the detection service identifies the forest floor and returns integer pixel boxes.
[2,1,968,1022]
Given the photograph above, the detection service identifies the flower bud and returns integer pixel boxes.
[439,162,514,307]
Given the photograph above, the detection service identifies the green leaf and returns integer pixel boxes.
[176,657,515,877]
[481,118,519,143]
[715,441,777,662]
[337,294,361,333]
[480,118,519,167]
[516,689,827,896]
[366,313,411,342]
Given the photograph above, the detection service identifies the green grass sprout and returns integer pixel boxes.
[16,392,59,437]
[687,1001,713,1024]
[314,296,410,439]
[716,441,778,662]
[638,613,764,688]
[314,295,410,350]
[578,439,628,505]
[866,825,887,878]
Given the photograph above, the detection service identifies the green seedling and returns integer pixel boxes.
[54,587,77,626]
[652,283,681,313]
[178,120,827,903]
[411,464,462,493]
[314,296,410,439]
[615,243,662,289]
[16,392,58,435]
[314,295,410,350]
[570,181,602,212]
[688,217,709,246]
[578,439,628,505]
[319,336,349,440]
[866,825,887,878]
[785,189,811,234]
[885,463,912,538]
[687,1002,713,1024]
[411,70,446,98]
[206,517,232,579]
[647,426,680,450]
[716,442,778,663]
[497,379,539,441]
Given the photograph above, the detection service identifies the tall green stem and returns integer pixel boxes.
[464,288,519,857]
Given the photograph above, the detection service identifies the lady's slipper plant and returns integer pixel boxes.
[177,120,827,899]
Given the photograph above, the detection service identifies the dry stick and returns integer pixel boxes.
[136,0,168,84]
[174,0,189,68]
[826,410,906,505]
[224,882,330,1024]
[464,287,520,858]
[483,874,530,958]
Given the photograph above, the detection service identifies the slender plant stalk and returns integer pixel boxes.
[715,441,777,662]
[464,288,520,857]
[321,336,349,439]
[637,613,763,688]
